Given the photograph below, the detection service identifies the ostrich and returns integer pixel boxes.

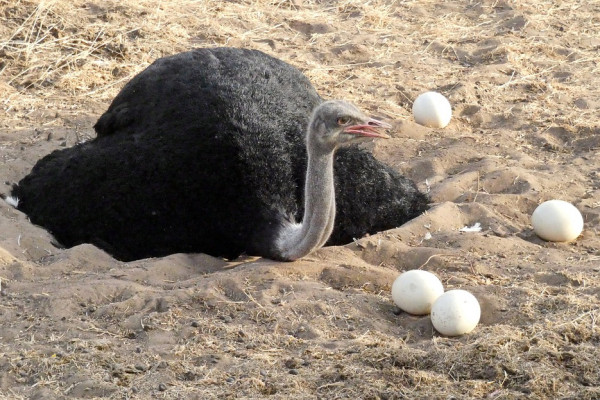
[12,48,428,261]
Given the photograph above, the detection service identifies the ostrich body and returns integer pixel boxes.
[12,48,428,261]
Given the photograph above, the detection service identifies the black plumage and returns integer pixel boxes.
[12,47,428,261]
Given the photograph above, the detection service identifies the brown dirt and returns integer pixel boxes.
[1,0,599,399]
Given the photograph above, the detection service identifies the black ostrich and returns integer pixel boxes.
[12,48,428,261]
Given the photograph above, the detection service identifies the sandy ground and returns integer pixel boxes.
[1,0,599,399]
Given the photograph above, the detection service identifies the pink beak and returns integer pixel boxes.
[343,118,392,139]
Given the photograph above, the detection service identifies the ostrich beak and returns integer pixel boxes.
[344,118,392,139]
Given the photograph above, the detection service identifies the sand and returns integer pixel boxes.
[0,0,599,399]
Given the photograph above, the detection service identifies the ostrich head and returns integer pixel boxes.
[307,100,391,154]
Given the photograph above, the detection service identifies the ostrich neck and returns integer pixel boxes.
[276,148,336,261]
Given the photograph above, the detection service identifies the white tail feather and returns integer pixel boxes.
[5,196,19,208]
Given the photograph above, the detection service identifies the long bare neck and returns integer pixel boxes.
[275,147,336,261]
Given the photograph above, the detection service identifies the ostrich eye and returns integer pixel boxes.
[337,116,350,126]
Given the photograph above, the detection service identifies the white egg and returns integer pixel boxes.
[430,290,481,336]
[391,270,444,315]
[412,91,452,128]
[531,200,583,242]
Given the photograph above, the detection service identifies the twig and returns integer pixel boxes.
[418,253,460,269]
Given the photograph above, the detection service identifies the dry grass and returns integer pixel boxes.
[2,0,598,131]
